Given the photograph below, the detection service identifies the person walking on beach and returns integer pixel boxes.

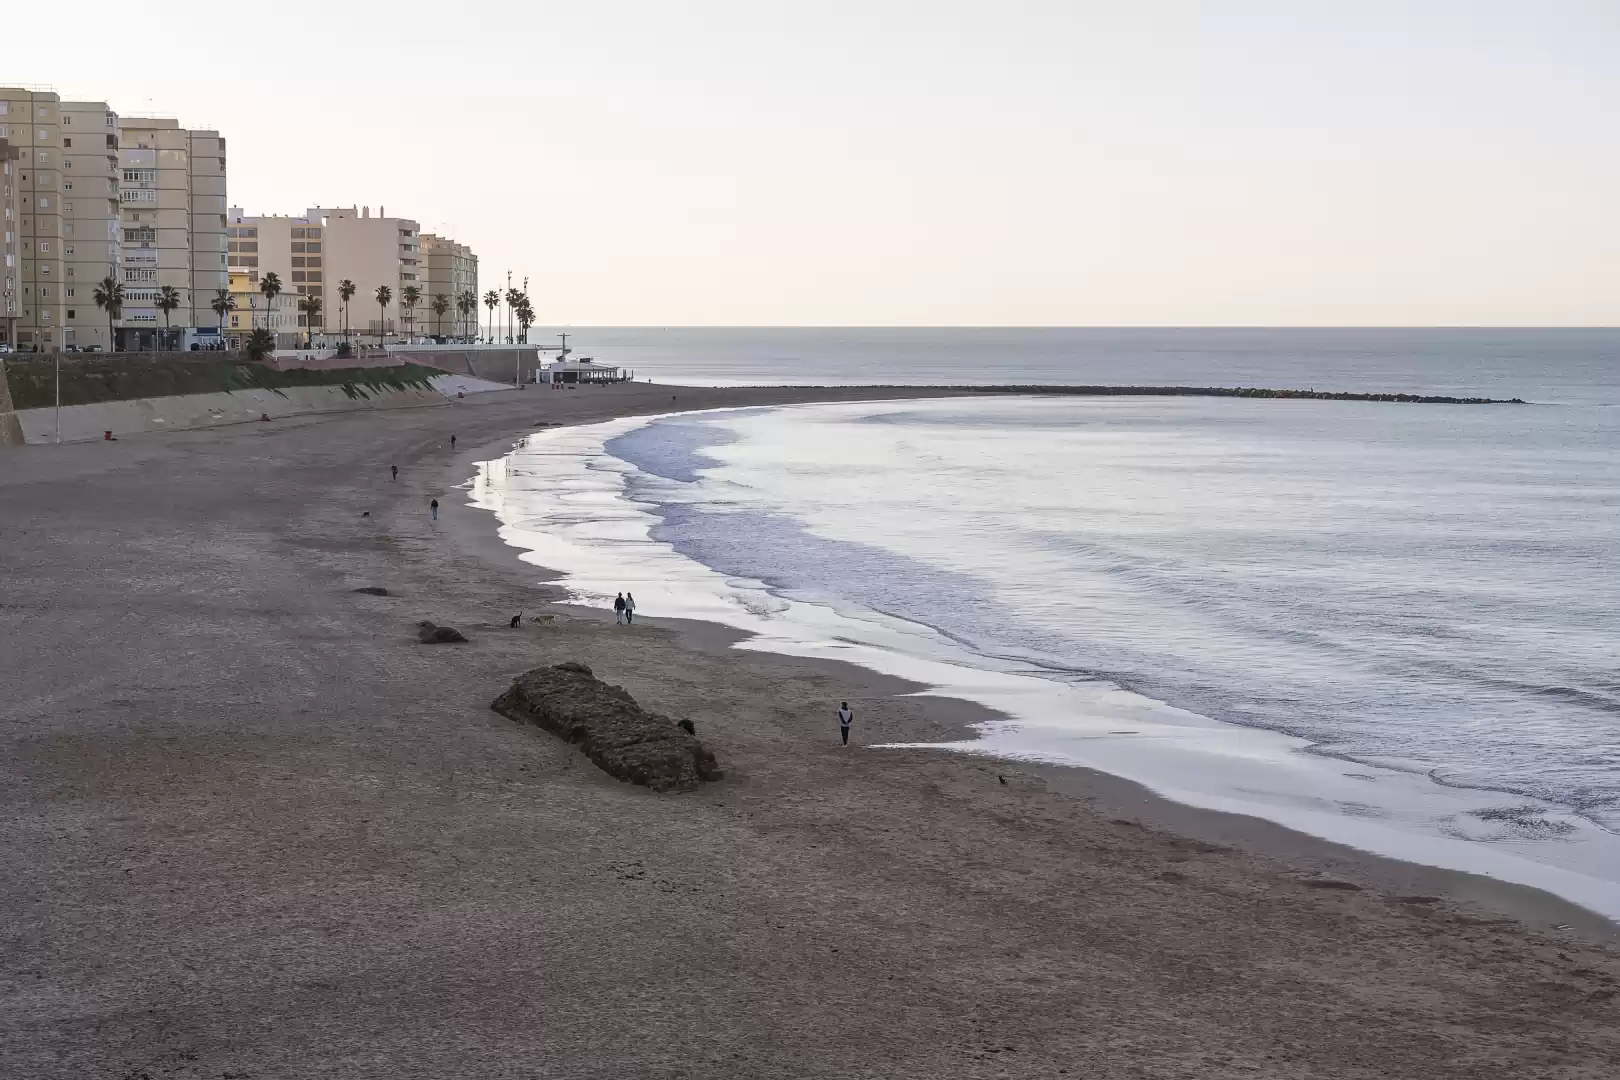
[450,434,457,450]
[391,464,398,481]
[430,498,439,521]
[837,701,854,746]
[624,592,637,625]
[613,593,626,625]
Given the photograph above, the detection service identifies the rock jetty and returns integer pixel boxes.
[492,662,722,792]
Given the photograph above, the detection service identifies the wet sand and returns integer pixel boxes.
[2,383,1617,1079]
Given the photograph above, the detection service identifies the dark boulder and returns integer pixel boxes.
[492,662,721,792]
[416,620,468,644]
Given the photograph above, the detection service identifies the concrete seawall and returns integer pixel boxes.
[13,382,447,444]
[0,363,23,446]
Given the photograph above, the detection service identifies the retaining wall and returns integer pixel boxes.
[14,383,446,445]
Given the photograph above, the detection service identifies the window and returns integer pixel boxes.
[106,114,115,127]
[39,241,49,252]
[66,288,74,297]
[291,257,305,268]
[67,309,75,318]
[40,263,49,275]
[106,135,116,149]
[63,181,72,191]
[124,268,157,282]
[63,115,72,126]
[39,197,49,209]
[291,242,305,253]
[306,271,322,283]
[305,257,321,268]
[123,169,156,183]
[63,137,71,148]
[305,242,321,253]
[291,271,305,283]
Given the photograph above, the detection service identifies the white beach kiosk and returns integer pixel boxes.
[533,334,634,385]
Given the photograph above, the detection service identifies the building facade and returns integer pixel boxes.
[58,99,122,351]
[1,135,21,346]
[226,209,324,345]
[419,233,478,340]
[118,118,228,349]
[2,89,229,352]
[1,89,65,350]
[307,205,419,343]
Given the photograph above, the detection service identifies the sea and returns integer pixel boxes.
[470,329,1620,918]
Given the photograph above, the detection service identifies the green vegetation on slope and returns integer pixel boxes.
[0,357,447,409]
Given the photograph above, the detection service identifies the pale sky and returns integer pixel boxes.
[9,1,1618,325]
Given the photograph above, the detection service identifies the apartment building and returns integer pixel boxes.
[1,89,229,351]
[419,233,478,340]
[226,208,324,345]
[307,205,419,342]
[119,118,228,349]
[0,88,65,350]
[1,136,20,346]
[59,99,121,350]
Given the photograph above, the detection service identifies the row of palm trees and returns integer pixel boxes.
[85,273,536,355]
[482,286,536,345]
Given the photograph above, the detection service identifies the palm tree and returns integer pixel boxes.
[338,279,357,343]
[430,293,450,339]
[211,288,236,344]
[92,276,124,352]
[456,290,476,342]
[243,327,275,364]
[259,272,283,335]
[515,292,535,344]
[400,284,421,341]
[374,285,392,349]
[483,290,499,343]
[156,285,182,350]
[297,294,323,349]
[504,286,522,344]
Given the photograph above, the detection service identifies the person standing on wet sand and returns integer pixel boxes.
[451,435,457,450]
[838,701,854,746]
[430,498,439,521]
[614,593,626,625]
[391,464,398,481]
[624,592,636,625]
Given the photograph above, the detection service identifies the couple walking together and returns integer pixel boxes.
[613,592,637,625]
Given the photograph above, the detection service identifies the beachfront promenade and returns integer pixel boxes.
[2,383,1616,1079]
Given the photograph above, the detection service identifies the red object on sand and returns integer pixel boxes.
[104,430,112,441]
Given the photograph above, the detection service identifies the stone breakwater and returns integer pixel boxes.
[966,385,1527,404]
[492,662,723,792]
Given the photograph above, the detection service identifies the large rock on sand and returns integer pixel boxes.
[492,662,722,792]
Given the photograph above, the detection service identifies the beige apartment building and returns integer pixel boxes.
[1,88,66,350]
[0,89,226,352]
[419,233,478,340]
[119,118,228,349]
[60,99,122,350]
[226,208,325,345]
[1,136,20,346]
[307,205,419,343]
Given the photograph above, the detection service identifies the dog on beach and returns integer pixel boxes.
[510,612,522,628]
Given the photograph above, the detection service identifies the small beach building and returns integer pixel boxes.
[535,357,628,385]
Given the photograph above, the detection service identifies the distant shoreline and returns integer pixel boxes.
[738,384,1529,404]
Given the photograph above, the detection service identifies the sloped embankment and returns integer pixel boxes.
[3,356,455,444]
[492,662,723,792]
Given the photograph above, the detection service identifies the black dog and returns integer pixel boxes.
[509,612,522,629]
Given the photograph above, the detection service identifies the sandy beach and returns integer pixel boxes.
[3,382,1617,1080]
